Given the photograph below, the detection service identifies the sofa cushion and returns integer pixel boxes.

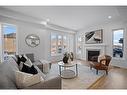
[0,57,19,89]
[24,58,33,67]
[21,64,38,74]
[19,58,33,71]
[0,73,17,89]
[10,55,18,62]
[15,54,34,66]
[34,65,46,79]
[15,71,44,88]
[25,53,35,63]
[20,55,27,63]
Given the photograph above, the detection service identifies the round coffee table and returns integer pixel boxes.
[58,61,78,79]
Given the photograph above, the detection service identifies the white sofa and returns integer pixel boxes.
[0,54,61,89]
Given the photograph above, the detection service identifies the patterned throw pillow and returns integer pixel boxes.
[16,54,33,69]
[21,64,38,74]
[24,58,33,67]
[98,55,106,62]
[16,55,27,65]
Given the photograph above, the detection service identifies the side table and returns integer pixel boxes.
[58,61,78,79]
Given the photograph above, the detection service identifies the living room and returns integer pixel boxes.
[0,5,127,90]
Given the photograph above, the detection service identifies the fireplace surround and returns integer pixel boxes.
[84,44,106,61]
[87,50,100,61]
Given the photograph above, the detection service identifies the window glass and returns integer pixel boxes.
[78,36,82,42]
[63,36,68,53]
[113,29,124,58]
[51,33,72,56]
[51,34,57,55]
[3,24,16,60]
[77,36,82,54]
[57,35,62,53]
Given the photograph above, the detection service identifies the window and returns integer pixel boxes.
[51,34,57,55]
[51,33,70,56]
[57,35,62,53]
[2,24,17,61]
[113,29,124,58]
[77,36,82,54]
[63,35,68,53]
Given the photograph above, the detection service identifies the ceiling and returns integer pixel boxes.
[1,6,127,31]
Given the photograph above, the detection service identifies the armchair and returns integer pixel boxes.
[90,55,112,75]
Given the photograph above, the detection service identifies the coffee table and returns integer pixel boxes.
[58,61,78,79]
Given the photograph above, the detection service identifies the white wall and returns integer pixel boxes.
[76,21,127,68]
[0,15,47,61]
[0,15,75,62]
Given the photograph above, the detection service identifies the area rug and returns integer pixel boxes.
[48,63,104,89]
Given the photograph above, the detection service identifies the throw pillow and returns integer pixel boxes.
[98,55,106,62]
[23,54,28,60]
[101,60,106,65]
[20,55,27,63]
[24,58,33,67]
[17,56,21,65]
[16,54,28,65]
[10,55,18,62]
[19,62,24,71]
[16,55,27,65]
[21,64,38,74]
[15,71,44,88]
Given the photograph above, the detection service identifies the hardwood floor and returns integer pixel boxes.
[52,59,127,89]
[76,59,127,89]
[89,66,127,89]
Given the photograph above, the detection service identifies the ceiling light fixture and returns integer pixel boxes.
[40,19,50,26]
[108,16,112,19]
[46,19,50,22]
[41,21,47,25]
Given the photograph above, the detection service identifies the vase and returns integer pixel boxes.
[63,56,68,64]
[68,57,71,64]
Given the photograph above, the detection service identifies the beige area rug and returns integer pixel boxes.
[48,63,104,89]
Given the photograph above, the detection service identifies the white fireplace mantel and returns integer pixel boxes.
[84,44,107,60]
[84,44,107,47]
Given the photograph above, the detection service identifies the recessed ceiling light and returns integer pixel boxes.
[46,19,50,22]
[108,16,112,19]
[40,21,47,25]
[40,19,50,26]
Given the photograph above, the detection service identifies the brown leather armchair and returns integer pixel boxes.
[90,55,112,75]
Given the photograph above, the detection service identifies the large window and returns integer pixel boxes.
[51,34,57,55]
[51,33,69,56]
[113,29,124,58]
[2,24,17,61]
[63,35,68,53]
[77,36,82,54]
[57,35,62,53]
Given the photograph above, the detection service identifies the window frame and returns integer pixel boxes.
[77,35,82,54]
[112,28,125,59]
[50,33,58,56]
[50,33,70,56]
[1,23,17,62]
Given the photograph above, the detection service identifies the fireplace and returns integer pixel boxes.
[83,44,106,61]
[87,50,100,61]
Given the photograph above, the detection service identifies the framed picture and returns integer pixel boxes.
[85,29,103,44]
